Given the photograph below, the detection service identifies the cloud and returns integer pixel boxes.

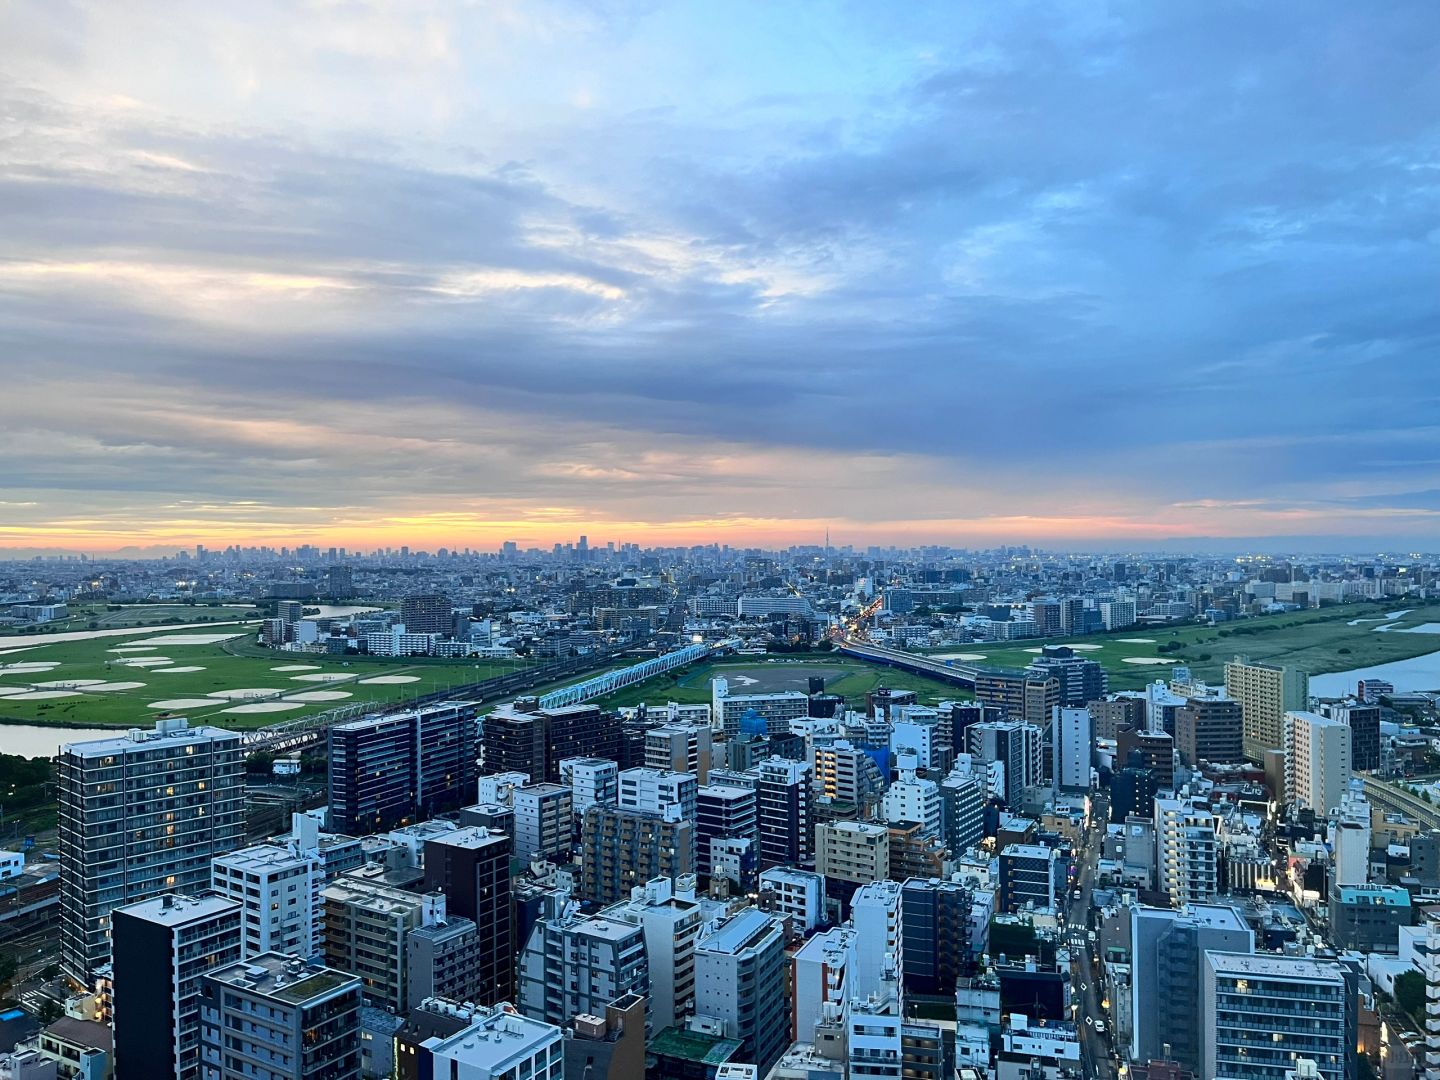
[0,1,1438,550]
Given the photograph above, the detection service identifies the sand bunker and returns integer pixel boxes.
[289,672,354,683]
[10,690,83,700]
[153,666,206,673]
[1059,643,1104,650]
[139,632,246,645]
[1021,647,1043,654]
[206,688,285,700]
[223,701,305,714]
[149,698,224,709]
[113,657,173,667]
[272,664,321,672]
[1121,657,1179,665]
[358,675,421,685]
[34,679,106,688]
[0,686,29,696]
[1116,638,1156,644]
[287,690,354,702]
[86,682,148,692]
[2,662,62,673]
[933,652,988,661]
[109,646,158,653]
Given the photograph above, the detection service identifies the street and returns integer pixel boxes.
[1068,789,1116,1080]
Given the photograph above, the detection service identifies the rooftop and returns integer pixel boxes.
[1205,951,1344,982]
[62,719,238,756]
[208,952,359,1005]
[699,908,778,955]
[649,1025,743,1065]
[116,892,237,926]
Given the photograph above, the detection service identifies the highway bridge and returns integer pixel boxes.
[836,638,991,689]
[1362,775,1440,831]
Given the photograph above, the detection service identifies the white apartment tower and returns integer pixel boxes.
[1154,797,1218,907]
[1285,710,1353,816]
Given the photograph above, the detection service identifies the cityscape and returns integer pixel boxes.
[4,545,1440,1080]
[3,4,1439,1080]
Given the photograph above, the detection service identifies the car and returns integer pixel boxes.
[1095,1021,1106,1035]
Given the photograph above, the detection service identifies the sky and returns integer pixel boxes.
[2,1,1439,556]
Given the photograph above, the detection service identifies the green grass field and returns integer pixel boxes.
[593,656,970,710]
[0,627,525,730]
[0,602,263,637]
[919,600,1440,690]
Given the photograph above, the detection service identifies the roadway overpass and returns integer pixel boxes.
[1362,775,1440,831]
[836,638,990,689]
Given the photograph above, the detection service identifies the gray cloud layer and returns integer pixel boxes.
[1,1,1438,548]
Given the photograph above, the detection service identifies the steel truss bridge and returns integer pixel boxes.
[538,637,738,709]
[240,635,731,755]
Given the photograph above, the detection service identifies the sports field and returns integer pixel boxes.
[593,656,968,710]
[920,601,1440,690]
[0,626,522,730]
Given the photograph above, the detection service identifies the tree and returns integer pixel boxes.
[1396,969,1425,1021]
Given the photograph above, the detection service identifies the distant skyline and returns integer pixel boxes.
[3,2,1438,553]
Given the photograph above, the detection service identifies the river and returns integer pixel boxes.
[1310,649,1440,697]
[1,723,163,759]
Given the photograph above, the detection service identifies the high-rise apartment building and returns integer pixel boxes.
[1201,952,1350,1080]
[482,701,619,783]
[421,827,514,1006]
[967,719,1043,808]
[212,841,321,960]
[850,880,903,1002]
[1154,798,1218,907]
[321,868,428,1012]
[1129,904,1254,1074]
[816,821,890,888]
[881,770,943,837]
[939,768,986,855]
[645,725,713,784]
[58,719,245,983]
[199,953,362,1080]
[581,804,695,906]
[400,592,452,634]
[694,909,790,1076]
[602,875,704,1031]
[405,897,483,1010]
[1320,702,1382,773]
[754,757,813,869]
[900,878,972,998]
[813,739,885,812]
[1285,710,1353,816]
[111,893,242,1080]
[1174,696,1244,766]
[1051,705,1093,792]
[328,703,478,835]
[998,843,1064,913]
[695,783,758,883]
[1027,647,1108,707]
[711,676,812,737]
[1225,657,1309,761]
[518,900,648,1027]
[512,783,574,864]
